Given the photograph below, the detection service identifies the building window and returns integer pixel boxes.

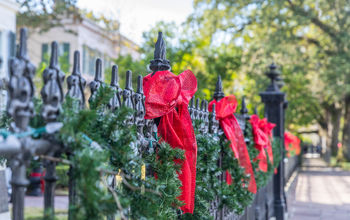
[41,42,70,72]
[82,45,107,76]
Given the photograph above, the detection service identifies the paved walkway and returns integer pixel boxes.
[25,195,68,210]
[289,155,350,220]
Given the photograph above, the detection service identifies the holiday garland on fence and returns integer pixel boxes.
[56,86,184,219]
[0,85,283,219]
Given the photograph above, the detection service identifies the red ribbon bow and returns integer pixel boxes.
[250,115,276,172]
[208,95,257,194]
[284,132,301,157]
[143,70,197,213]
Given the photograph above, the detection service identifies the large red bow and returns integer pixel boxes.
[208,95,257,194]
[143,70,197,213]
[250,115,275,172]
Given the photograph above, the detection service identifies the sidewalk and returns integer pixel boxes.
[289,155,350,220]
[25,195,68,210]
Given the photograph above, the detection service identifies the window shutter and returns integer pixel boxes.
[41,43,49,64]
[62,43,70,72]
[63,43,70,62]
[8,31,16,58]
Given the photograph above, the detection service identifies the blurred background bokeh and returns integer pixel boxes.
[0,0,349,163]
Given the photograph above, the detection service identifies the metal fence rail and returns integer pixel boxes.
[0,28,298,220]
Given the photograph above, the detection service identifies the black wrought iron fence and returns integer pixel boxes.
[0,28,298,220]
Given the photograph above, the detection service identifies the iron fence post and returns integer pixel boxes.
[7,28,36,220]
[260,63,286,220]
[41,40,65,219]
[66,51,86,220]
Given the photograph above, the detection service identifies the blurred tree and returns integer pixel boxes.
[189,0,350,158]
[16,0,80,33]
[140,21,243,100]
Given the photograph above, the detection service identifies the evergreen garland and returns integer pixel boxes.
[55,86,183,219]
[182,120,282,219]
[0,84,284,219]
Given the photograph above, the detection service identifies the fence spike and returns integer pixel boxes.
[123,70,134,124]
[89,58,103,102]
[189,97,195,123]
[201,99,206,119]
[155,32,166,60]
[110,65,119,87]
[66,51,86,109]
[41,41,65,122]
[137,75,143,94]
[49,41,58,69]
[195,98,200,120]
[214,75,224,100]
[7,27,36,130]
[240,97,248,115]
[95,58,103,82]
[72,51,81,76]
[109,65,122,111]
[209,103,219,134]
[125,70,133,90]
[18,28,28,60]
[150,32,171,73]
[134,75,146,141]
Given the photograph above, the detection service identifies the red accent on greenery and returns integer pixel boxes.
[260,118,275,167]
[208,95,257,194]
[30,172,42,177]
[143,70,198,214]
[30,172,45,193]
[284,132,301,157]
[250,115,269,172]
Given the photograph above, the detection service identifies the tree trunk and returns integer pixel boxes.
[342,96,350,161]
[330,107,342,156]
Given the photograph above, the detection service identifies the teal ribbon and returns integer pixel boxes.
[146,131,158,148]
[0,126,47,139]
[81,133,93,145]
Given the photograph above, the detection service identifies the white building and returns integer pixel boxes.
[0,0,17,110]
[27,15,140,80]
[0,1,18,218]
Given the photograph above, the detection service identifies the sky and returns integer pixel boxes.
[77,0,194,45]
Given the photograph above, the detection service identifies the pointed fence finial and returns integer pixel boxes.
[265,62,281,91]
[134,75,145,132]
[240,96,248,115]
[7,27,36,130]
[49,41,58,69]
[94,58,102,82]
[209,103,219,134]
[154,32,166,60]
[66,50,86,109]
[41,41,65,122]
[123,70,135,124]
[137,75,143,94]
[89,58,103,102]
[189,97,195,122]
[18,28,28,60]
[108,65,123,111]
[111,65,119,87]
[150,32,171,73]
[125,70,133,90]
[72,51,81,76]
[214,75,224,101]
